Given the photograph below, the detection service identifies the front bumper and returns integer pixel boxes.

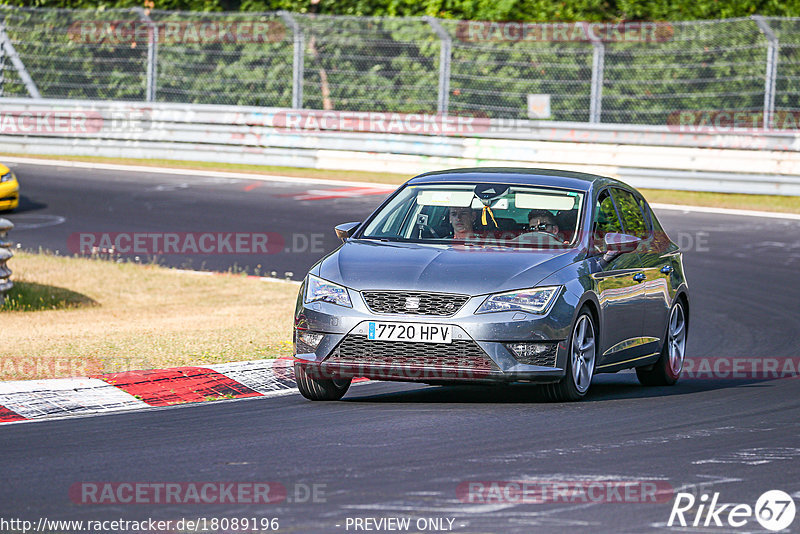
[0,180,19,211]
[293,286,577,385]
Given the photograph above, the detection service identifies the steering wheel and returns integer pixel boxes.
[529,229,562,242]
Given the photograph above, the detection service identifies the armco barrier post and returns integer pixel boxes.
[752,16,778,130]
[134,7,158,102]
[279,11,304,109]
[589,40,605,124]
[0,218,13,306]
[425,16,451,116]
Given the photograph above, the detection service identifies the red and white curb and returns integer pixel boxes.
[0,358,301,424]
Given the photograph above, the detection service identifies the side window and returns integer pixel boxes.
[642,198,664,233]
[612,188,649,239]
[593,190,622,252]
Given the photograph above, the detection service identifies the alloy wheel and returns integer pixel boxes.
[571,314,596,393]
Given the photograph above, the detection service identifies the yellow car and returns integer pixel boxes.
[0,163,19,211]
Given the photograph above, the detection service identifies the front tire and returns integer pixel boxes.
[636,301,687,386]
[544,308,596,402]
[295,364,352,401]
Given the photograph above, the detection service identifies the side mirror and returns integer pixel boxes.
[605,232,641,253]
[334,222,361,242]
[599,232,640,267]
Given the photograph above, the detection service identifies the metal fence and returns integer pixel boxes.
[0,7,799,125]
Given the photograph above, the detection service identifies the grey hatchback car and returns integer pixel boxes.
[293,168,689,401]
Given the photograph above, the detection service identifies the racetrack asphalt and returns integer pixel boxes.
[2,162,799,533]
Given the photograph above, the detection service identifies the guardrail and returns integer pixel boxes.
[1,97,799,195]
[0,218,13,305]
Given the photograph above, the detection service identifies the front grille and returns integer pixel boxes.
[361,291,469,316]
[326,335,498,372]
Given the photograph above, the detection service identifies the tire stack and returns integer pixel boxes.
[0,219,14,306]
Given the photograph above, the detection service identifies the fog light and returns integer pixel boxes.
[506,342,558,367]
[295,330,324,354]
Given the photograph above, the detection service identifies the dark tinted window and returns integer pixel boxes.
[612,188,649,239]
[642,198,664,233]
[595,190,622,235]
[593,190,622,252]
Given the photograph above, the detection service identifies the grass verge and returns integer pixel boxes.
[3,152,798,214]
[0,251,297,381]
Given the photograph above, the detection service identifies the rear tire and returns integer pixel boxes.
[295,364,352,401]
[636,301,687,386]
[544,308,596,402]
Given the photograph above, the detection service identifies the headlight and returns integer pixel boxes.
[476,286,560,315]
[0,172,13,183]
[304,274,352,308]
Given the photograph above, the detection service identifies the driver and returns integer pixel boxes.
[449,207,480,240]
[528,209,566,243]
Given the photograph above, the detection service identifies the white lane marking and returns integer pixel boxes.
[4,214,66,230]
[1,156,391,189]
[651,203,800,221]
[6,155,799,219]
[342,502,518,514]
[147,183,190,192]
[484,426,751,462]
[0,377,147,419]
[693,447,800,466]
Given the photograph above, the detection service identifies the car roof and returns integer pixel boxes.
[407,167,630,193]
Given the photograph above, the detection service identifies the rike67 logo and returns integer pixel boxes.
[668,490,796,531]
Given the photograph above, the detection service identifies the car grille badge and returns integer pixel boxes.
[405,296,421,310]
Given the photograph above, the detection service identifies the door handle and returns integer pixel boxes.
[633,272,646,282]
[661,265,673,274]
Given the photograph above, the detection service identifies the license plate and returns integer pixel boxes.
[367,322,452,344]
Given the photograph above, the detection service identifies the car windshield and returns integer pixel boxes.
[360,183,585,248]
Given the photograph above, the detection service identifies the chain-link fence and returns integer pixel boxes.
[1,6,797,126]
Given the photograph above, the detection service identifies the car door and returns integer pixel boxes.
[590,188,647,368]
[605,187,666,362]
[631,193,678,349]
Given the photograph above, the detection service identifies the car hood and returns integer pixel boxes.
[316,239,577,296]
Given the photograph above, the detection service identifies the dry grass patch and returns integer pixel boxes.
[0,152,409,185]
[0,251,298,381]
[639,188,800,214]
